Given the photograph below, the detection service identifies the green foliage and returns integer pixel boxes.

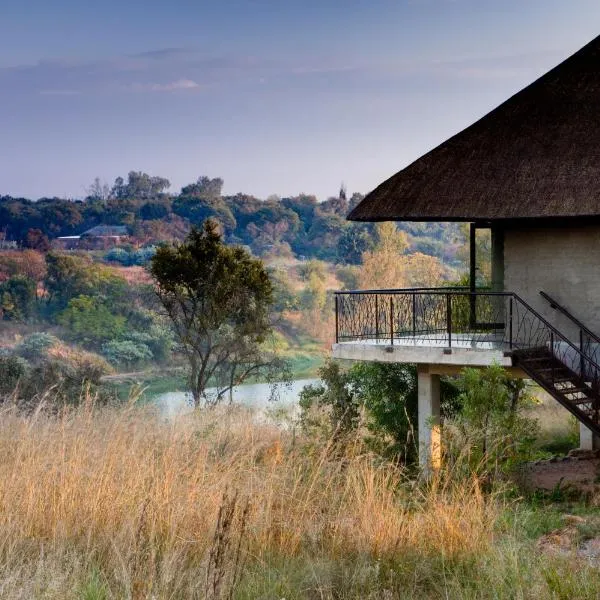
[299,361,360,442]
[348,362,418,460]
[138,201,168,220]
[300,360,459,462]
[337,224,375,264]
[348,362,460,461]
[101,340,153,367]
[45,252,127,313]
[0,178,464,266]
[268,267,299,312]
[18,355,109,405]
[58,295,126,346]
[336,265,360,291]
[0,355,29,394]
[111,171,170,202]
[0,276,36,321]
[150,220,277,406]
[105,246,156,266]
[447,364,540,475]
[16,332,59,360]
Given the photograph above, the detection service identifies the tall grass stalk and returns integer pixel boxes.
[0,395,597,598]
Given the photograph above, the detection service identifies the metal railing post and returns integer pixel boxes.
[335,294,339,344]
[509,297,513,349]
[412,293,417,337]
[390,296,394,345]
[446,293,452,348]
[375,295,379,341]
[550,331,555,382]
[580,329,585,379]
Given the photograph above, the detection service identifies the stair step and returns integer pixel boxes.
[560,387,591,394]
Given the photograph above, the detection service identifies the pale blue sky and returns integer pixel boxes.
[1,0,599,199]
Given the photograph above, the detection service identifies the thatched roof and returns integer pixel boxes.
[349,35,600,222]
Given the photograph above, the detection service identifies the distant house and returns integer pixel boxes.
[81,225,129,242]
[56,225,129,250]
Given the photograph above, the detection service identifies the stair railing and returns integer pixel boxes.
[540,290,600,370]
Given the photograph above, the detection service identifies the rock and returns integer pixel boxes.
[568,448,600,459]
[562,514,586,526]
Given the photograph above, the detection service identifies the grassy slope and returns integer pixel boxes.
[0,402,598,599]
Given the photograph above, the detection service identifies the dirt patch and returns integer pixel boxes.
[537,514,600,566]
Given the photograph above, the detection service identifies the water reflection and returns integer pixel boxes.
[156,378,320,417]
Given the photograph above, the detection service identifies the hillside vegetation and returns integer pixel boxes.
[0,172,463,266]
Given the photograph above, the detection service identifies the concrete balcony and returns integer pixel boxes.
[333,288,517,373]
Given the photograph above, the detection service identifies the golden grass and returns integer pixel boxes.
[0,399,500,598]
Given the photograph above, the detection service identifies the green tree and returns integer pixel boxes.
[300,361,460,463]
[451,364,539,474]
[58,295,126,346]
[150,220,277,407]
[338,224,375,265]
[299,361,361,444]
[45,253,127,314]
[0,276,36,321]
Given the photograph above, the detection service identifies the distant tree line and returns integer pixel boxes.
[0,171,462,265]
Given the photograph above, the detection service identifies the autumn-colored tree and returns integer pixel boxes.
[359,223,409,289]
[0,250,47,284]
[359,222,446,289]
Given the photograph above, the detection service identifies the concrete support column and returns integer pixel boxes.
[417,366,441,475]
[579,422,600,451]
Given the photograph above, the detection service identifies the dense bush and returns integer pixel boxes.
[57,295,126,346]
[101,340,153,367]
[0,276,37,321]
[445,364,539,477]
[16,332,59,361]
[300,360,460,462]
[0,355,29,394]
[105,246,156,266]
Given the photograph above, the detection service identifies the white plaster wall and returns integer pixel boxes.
[504,226,600,343]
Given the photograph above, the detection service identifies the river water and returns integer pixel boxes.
[156,378,320,417]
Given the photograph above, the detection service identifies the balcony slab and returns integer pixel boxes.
[332,333,517,370]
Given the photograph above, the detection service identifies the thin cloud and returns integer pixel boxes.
[150,79,201,92]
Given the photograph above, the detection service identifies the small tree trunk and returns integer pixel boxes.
[190,359,201,408]
[192,386,201,409]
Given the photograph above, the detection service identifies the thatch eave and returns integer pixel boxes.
[349,35,600,223]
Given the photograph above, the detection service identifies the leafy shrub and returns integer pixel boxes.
[132,246,156,265]
[16,352,110,408]
[0,276,37,321]
[16,332,59,361]
[101,340,153,367]
[105,246,156,267]
[300,360,459,462]
[299,361,360,444]
[0,355,29,395]
[105,247,131,265]
[57,295,126,346]
[445,364,539,478]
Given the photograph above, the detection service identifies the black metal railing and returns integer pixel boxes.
[335,288,505,347]
[540,290,600,371]
[336,288,600,377]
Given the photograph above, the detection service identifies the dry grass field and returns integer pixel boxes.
[0,397,599,599]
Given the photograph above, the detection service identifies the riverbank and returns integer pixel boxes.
[103,349,326,400]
